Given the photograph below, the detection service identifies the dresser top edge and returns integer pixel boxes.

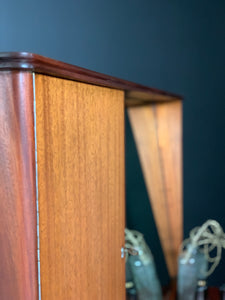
[0,52,183,104]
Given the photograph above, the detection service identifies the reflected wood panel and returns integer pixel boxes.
[127,101,182,277]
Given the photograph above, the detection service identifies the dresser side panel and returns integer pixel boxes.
[35,74,125,300]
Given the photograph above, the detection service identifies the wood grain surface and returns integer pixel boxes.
[35,74,125,299]
[127,101,182,277]
[0,71,38,299]
[0,52,182,103]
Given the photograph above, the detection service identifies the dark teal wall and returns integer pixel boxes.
[1,0,225,286]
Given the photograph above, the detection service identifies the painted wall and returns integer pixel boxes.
[1,0,225,286]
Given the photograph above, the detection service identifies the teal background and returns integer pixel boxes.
[1,0,225,286]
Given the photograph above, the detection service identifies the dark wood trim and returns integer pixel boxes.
[0,52,182,103]
[0,71,38,299]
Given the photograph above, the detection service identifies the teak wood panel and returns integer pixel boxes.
[127,101,182,277]
[0,71,38,300]
[35,74,125,300]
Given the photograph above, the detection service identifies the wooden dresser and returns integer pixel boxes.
[0,52,183,300]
